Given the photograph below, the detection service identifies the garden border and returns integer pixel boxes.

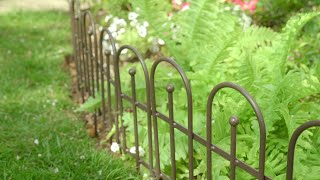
[69,1,320,179]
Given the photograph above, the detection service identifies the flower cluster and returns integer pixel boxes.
[102,12,151,56]
[128,12,149,38]
[105,15,127,40]
[172,0,191,12]
[227,0,259,14]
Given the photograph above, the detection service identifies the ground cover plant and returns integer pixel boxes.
[79,0,320,179]
[0,11,140,179]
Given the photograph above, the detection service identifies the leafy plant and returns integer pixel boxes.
[252,0,320,30]
[81,0,320,179]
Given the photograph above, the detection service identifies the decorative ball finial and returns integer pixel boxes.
[129,67,136,76]
[166,84,175,93]
[229,116,239,126]
[104,50,111,56]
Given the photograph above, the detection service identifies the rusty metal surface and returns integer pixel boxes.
[69,1,319,179]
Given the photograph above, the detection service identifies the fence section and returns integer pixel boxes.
[69,1,320,179]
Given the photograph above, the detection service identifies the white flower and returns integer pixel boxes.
[118,28,126,34]
[143,21,149,27]
[108,24,117,33]
[143,173,148,178]
[111,32,118,38]
[80,155,85,160]
[53,167,59,173]
[116,19,127,27]
[110,142,120,152]
[38,154,42,157]
[98,170,102,175]
[16,155,21,160]
[128,12,139,21]
[129,147,135,154]
[34,139,39,145]
[105,15,113,23]
[158,38,165,45]
[129,146,145,156]
[136,25,147,38]
[167,72,173,77]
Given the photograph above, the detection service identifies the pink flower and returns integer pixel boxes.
[228,0,259,14]
[172,0,190,12]
[231,0,244,6]
[181,2,190,11]
[243,0,258,14]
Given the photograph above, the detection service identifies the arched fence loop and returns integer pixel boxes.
[69,0,84,102]
[115,45,154,176]
[206,82,268,180]
[99,28,119,143]
[81,10,99,136]
[82,10,98,98]
[69,2,319,179]
[150,57,193,179]
[286,120,320,180]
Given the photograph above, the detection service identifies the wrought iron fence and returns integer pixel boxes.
[69,1,320,179]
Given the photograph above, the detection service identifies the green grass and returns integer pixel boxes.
[0,11,139,179]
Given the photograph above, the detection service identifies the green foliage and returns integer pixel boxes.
[102,0,130,18]
[253,0,320,30]
[77,93,102,112]
[82,0,320,179]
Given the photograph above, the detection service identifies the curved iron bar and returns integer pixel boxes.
[79,11,90,95]
[206,82,267,180]
[286,120,320,180]
[69,0,85,102]
[82,10,99,136]
[77,13,86,102]
[82,10,98,97]
[99,28,118,143]
[116,45,154,176]
[150,57,193,179]
[79,11,88,102]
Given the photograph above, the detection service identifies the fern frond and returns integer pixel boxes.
[276,12,320,74]
[130,0,172,39]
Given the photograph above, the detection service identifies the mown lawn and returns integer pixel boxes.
[0,11,139,179]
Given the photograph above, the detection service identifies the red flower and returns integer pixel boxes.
[228,0,259,14]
